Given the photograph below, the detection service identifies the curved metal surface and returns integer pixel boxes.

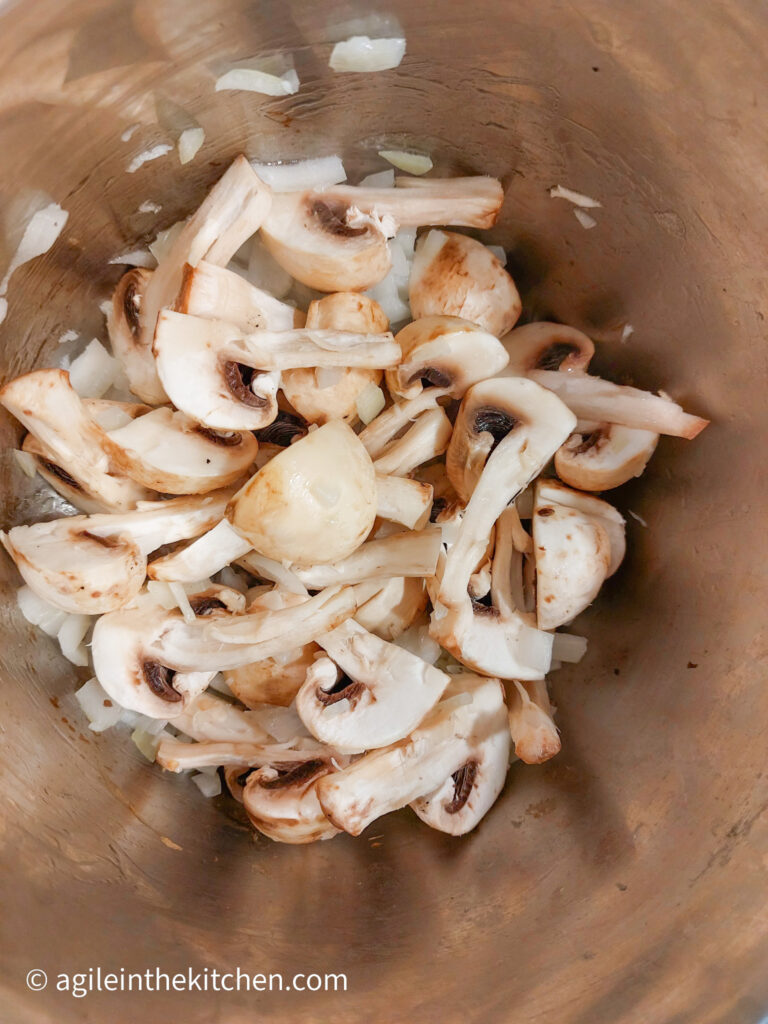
[0,2,766,1022]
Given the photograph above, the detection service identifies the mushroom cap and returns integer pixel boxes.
[387,315,510,401]
[176,260,299,332]
[326,176,505,229]
[243,759,340,844]
[107,406,259,494]
[507,679,561,765]
[537,478,626,577]
[224,643,320,708]
[372,407,453,478]
[3,518,144,614]
[501,321,595,376]
[354,576,428,640]
[260,191,392,292]
[532,483,612,629]
[555,423,659,491]
[228,420,377,566]
[409,230,521,336]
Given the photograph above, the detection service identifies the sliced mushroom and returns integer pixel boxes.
[372,406,453,477]
[375,473,433,529]
[323,176,504,229]
[176,260,300,331]
[228,420,377,566]
[2,492,230,614]
[296,618,451,753]
[148,518,251,583]
[431,378,576,680]
[528,369,709,439]
[386,316,509,401]
[243,757,341,844]
[358,390,443,458]
[409,230,521,336]
[0,369,153,512]
[281,292,388,424]
[354,576,428,640]
[224,642,320,708]
[157,737,331,772]
[260,190,393,292]
[536,478,626,578]
[172,689,271,743]
[501,321,595,376]
[20,434,109,515]
[506,679,561,764]
[555,423,659,491]
[106,407,258,494]
[293,527,442,589]
[110,156,273,403]
[316,674,507,836]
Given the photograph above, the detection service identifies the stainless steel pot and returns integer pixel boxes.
[1,2,766,1021]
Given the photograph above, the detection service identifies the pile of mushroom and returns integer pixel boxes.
[0,155,709,844]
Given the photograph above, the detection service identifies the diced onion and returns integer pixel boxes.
[215,565,248,594]
[573,209,597,230]
[215,67,299,96]
[67,338,120,399]
[329,36,406,73]
[192,771,222,797]
[378,150,432,175]
[393,624,441,665]
[551,632,588,664]
[16,586,68,636]
[146,580,180,610]
[358,169,395,188]
[245,236,294,298]
[131,727,163,761]
[13,450,37,478]
[621,324,635,343]
[251,704,308,743]
[137,200,162,215]
[126,144,173,174]
[0,196,68,298]
[168,581,197,623]
[250,156,346,193]
[178,126,205,165]
[75,677,123,732]
[549,184,602,209]
[356,382,386,424]
[57,329,79,345]
[57,613,91,666]
[108,248,156,268]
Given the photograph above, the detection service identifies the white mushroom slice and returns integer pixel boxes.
[323,176,504,229]
[410,682,510,835]
[431,378,576,680]
[506,679,561,764]
[224,643,320,708]
[386,316,509,401]
[490,506,529,617]
[532,482,613,629]
[113,156,273,403]
[296,619,451,753]
[501,321,595,376]
[84,398,151,430]
[316,674,507,835]
[228,420,377,566]
[372,407,453,477]
[259,190,392,292]
[0,369,153,512]
[148,519,251,582]
[105,267,158,404]
[106,407,258,494]
[409,230,521,336]
[375,474,433,529]
[358,390,442,459]
[354,576,428,640]
[209,585,356,647]
[528,370,709,439]
[157,738,330,772]
[236,551,308,596]
[176,260,299,331]
[536,478,626,577]
[243,758,341,844]
[555,423,659,491]
[282,292,388,424]
[293,528,442,589]
[172,690,271,743]
[20,434,109,515]
[1,493,229,614]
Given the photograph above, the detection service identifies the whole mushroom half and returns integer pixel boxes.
[409,230,521,336]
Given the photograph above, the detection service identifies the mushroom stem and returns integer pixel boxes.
[507,679,561,764]
[209,584,358,646]
[293,528,442,589]
[375,473,433,529]
[172,691,272,743]
[323,176,504,229]
[148,519,252,582]
[372,407,453,476]
[529,370,709,439]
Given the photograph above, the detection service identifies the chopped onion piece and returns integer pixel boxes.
[57,329,79,345]
[549,185,602,208]
[573,209,597,230]
[57,613,91,666]
[67,338,120,398]
[356,382,386,424]
[13,450,37,478]
[215,565,248,594]
[178,126,205,165]
[378,150,433,175]
[146,580,179,610]
[250,156,346,192]
[108,248,156,268]
[75,677,123,732]
[246,236,294,298]
[215,67,299,96]
[192,771,222,797]
[358,169,395,188]
[551,633,588,664]
[16,586,68,636]
[126,144,173,174]
[121,124,140,142]
[0,197,68,298]
[621,324,635,343]
[251,704,308,743]
[329,36,406,73]
[137,200,162,215]
[169,583,196,623]
[131,727,163,761]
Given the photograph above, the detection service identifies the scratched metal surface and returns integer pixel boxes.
[0,2,766,1022]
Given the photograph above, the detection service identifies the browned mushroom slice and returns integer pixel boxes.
[243,757,341,844]
[175,260,300,331]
